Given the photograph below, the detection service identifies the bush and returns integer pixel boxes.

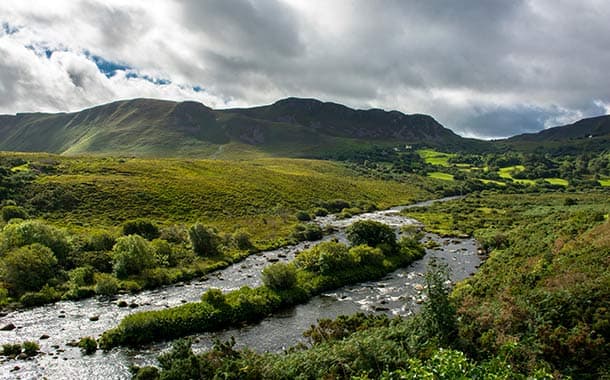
[349,245,384,267]
[1,243,58,296]
[318,244,352,274]
[188,223,220,257]
[295,241,350,273]
[19,285,61,307]
[22,341,39,357]
[95,273,119,296]
[150,239,174,267]
[201,288,228,308]
[112,235,155,278]
[347,220,397,253]
[321,199,350,213]
[69,266,95,286]
[291,223,323,242]
[231,230,253,251]
[295,211,312,221]
[312,207,328,217]
[122,219,160,240]
[85,231,115,251]
[1,205,28,222]
[1,343,22,356]
[262,263,297,290]
[78,337,97,355]
[0,220,71,265]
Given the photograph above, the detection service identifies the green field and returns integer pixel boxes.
[418,149,455,167]
[545,177,569,186]
[427,171,455,181]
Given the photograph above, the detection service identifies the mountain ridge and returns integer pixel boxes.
[0,97,465,158]
[0,97,608,157]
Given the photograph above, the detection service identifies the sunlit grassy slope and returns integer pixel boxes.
[10,153,432,245]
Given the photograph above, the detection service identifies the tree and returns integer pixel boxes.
[188,223,220,257]
[1,243,57,296]
[346,220,397,254]
[112,235,155,278]
[0,220,71,265]
[422,259,457,345]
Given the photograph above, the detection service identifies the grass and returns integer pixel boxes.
[545,177,569,186]
[479,179,506,186]
[427,171,455,181]
[418,149,455,167]
[599,178,610,187]
[4,153,432,247]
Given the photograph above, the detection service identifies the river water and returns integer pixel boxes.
[0,197,478,379]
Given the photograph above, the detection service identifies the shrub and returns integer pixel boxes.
[85,231,116,251]
[295,241,350,273]
[69,266,95,286]
[122,219,160,240]
[95,273,119,296]
[133,366,160,380]
[160,224,188,244]
[1,244,58,296]
[201,288,228,308]
[19,285,61,307]
[318,244,352,274]
[22,341,39,357]
[0,220,71,265]
[347,220,397,253]
[291,223,323,242]
[1,205,28,222]
[231,230,253,251]
[312,207,328,217]
[1,343,22,356]
[348,245,384,267]
[262,263,297,290]
[150,239,174,267]
[78,337,97,355]
[112,235,155,278]
[74,251,113,273]
[322,199,350,213]
[295,211,312,221]
[188,223,221,257]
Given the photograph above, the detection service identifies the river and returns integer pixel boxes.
[0,197,478,379]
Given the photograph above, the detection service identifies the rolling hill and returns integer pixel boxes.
[0,98,467,158]
[501,115,610,153]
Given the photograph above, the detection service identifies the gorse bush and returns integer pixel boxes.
[112,235,155,278]
[85,231,115,251]
[122,219,160,240]
[150,238,174,267]
[94,273,119,296]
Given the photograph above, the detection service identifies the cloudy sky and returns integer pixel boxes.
[1,0,609,138]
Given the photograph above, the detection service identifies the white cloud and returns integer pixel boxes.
[0,0,609,138]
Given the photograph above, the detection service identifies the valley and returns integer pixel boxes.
[0,98,608,379]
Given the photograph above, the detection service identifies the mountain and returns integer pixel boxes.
[502,115,610,153]
[0,98,468,158]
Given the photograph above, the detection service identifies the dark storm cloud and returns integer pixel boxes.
[0,0,609,138]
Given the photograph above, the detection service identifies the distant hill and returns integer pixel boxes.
[501,115,610,154]
[0,98,471,158]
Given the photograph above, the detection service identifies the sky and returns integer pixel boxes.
[1,0,609,139]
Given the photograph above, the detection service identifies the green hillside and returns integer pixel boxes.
[0,98,468,159]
